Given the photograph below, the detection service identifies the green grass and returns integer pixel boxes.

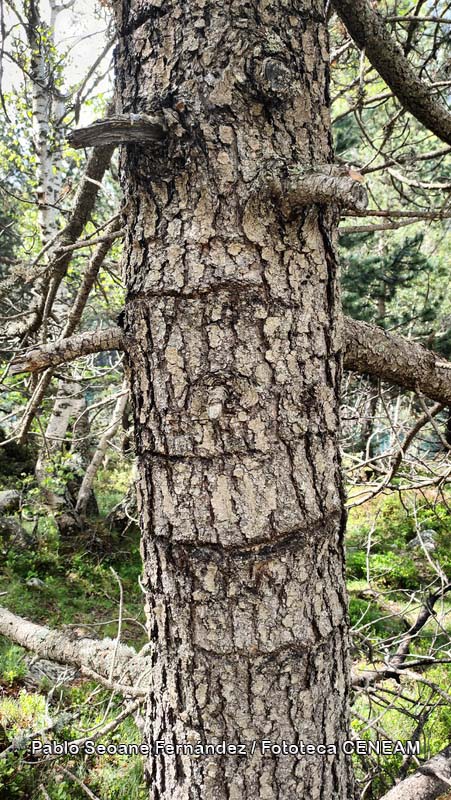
[1,482,450,799]
[0,532,145,635]
[0,477,147,800]
[346,489,451,798]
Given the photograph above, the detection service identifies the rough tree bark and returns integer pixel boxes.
[343,318,451,406]
[113,1,353,799]
[10,318,451,405]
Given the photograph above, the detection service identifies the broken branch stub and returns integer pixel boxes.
[262,163,368,213]
[68,113,167,149]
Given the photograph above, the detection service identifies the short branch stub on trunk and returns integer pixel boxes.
[68,113,167,149]
[262,163,368,213]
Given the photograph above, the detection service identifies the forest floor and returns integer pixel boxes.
[0,473,450,800]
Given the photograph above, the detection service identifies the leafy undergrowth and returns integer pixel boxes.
[0,703,148,800]
[0,521,145,639]
[346,489,451,799]
[0,479,147,799]
[1,483,450,798]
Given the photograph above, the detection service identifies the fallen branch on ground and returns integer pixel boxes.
[379,743,451,800]
[0,605,149,696]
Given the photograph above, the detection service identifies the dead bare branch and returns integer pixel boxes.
[68,113,166,149]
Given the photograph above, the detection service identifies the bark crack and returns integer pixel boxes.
[152,511,341,560]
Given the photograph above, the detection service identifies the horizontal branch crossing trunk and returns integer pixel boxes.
[114,1,354,798]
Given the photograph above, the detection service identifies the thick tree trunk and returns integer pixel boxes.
[114,1,353,798]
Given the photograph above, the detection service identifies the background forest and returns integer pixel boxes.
[0,1,450,799]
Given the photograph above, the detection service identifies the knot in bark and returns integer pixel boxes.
[207,386,228,421]
[260,58,293,99]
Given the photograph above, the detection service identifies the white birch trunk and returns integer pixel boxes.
[75,386,128,516]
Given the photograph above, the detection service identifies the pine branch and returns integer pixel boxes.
[332,0,451,145]
[10,326,126,375]
[9,318,451,406]
[343,318,451,405]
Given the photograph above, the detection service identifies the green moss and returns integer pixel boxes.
[0,643,27,686]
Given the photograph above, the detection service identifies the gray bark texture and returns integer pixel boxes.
[113,1,354,799]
